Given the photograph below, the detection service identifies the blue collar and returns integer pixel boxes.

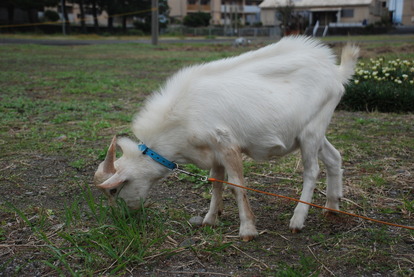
[138,144,177,170]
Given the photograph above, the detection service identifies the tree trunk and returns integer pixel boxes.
[7,5,14,25]
[79,0,86,33]
[108,16,113,33]
[62,0,71,34]
[122,15,127,33]
[92,0,99,33]
[27,8,39,32]
[6,4,14,32]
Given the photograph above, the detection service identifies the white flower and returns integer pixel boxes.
[354,79,360,84]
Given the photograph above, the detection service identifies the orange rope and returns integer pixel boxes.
[208,178,414,231]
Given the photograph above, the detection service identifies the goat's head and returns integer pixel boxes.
[93,136,167,208]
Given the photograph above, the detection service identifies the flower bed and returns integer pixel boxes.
[339,58,414,113]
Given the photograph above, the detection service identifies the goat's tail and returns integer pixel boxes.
[339,43,360,85]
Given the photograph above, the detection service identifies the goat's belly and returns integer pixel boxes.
[243,141,298,161]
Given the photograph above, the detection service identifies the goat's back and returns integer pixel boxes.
[134,36,353,157]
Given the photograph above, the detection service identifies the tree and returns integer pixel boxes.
[90,0,99,32]
[276,0,295,36]
[83,0,100,32]
[72,0,87,33]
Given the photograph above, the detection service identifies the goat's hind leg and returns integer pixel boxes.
[319,137,343,215]
[203,165,225,226]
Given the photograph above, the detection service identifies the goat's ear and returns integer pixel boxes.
[103,136,117,174]
[96,173,125,189]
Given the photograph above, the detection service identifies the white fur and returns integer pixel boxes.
[95,36,359,240]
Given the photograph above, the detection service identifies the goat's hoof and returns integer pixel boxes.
[323,210,338,218]
[201,219,218,228]
[290,228,301,234]
[323,210,341,223]
[239,226,258,241]
[241,235,256,242]
[202,215,217,227]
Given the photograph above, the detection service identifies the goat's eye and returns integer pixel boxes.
[109,189,117,196]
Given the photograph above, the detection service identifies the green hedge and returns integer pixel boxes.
[339,58,414,113]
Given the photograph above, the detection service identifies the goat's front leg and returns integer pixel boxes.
[222,147,258,241]
[289,142,320,232]
[203,165,225,226]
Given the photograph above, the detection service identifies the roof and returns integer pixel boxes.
[259,0,373,9]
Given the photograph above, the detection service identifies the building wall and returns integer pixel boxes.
[261,2,388,27]
[260,9,277,26]
[168,0,259,25]
[337,6,376,24]
[402,0,414,25]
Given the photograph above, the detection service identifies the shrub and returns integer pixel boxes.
[134,21,151,34]
[340,58,414,113]
[183,12,211,27]
[44,10,60,22]
[127,29,145,36]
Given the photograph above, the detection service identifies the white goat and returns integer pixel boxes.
[94,36,359,241]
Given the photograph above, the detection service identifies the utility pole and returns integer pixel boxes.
[151,0,159,45]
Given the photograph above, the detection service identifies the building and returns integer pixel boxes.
[388,0,414,25]
[259,0,391,27]
[401,0,414,24]
[168,0,262,26]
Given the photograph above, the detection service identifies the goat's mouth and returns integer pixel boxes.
[109,188,118,196]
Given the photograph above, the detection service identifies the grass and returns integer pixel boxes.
[5,187,169,275]
[0,37,413,276]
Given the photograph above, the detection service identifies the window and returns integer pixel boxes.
[188,0,210,4]
[341,9,354,18]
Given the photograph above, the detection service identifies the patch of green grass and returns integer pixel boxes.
[69,159,86,170]
[275,255,320,277]
[6,185,170,275]
[400,198,414,214]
